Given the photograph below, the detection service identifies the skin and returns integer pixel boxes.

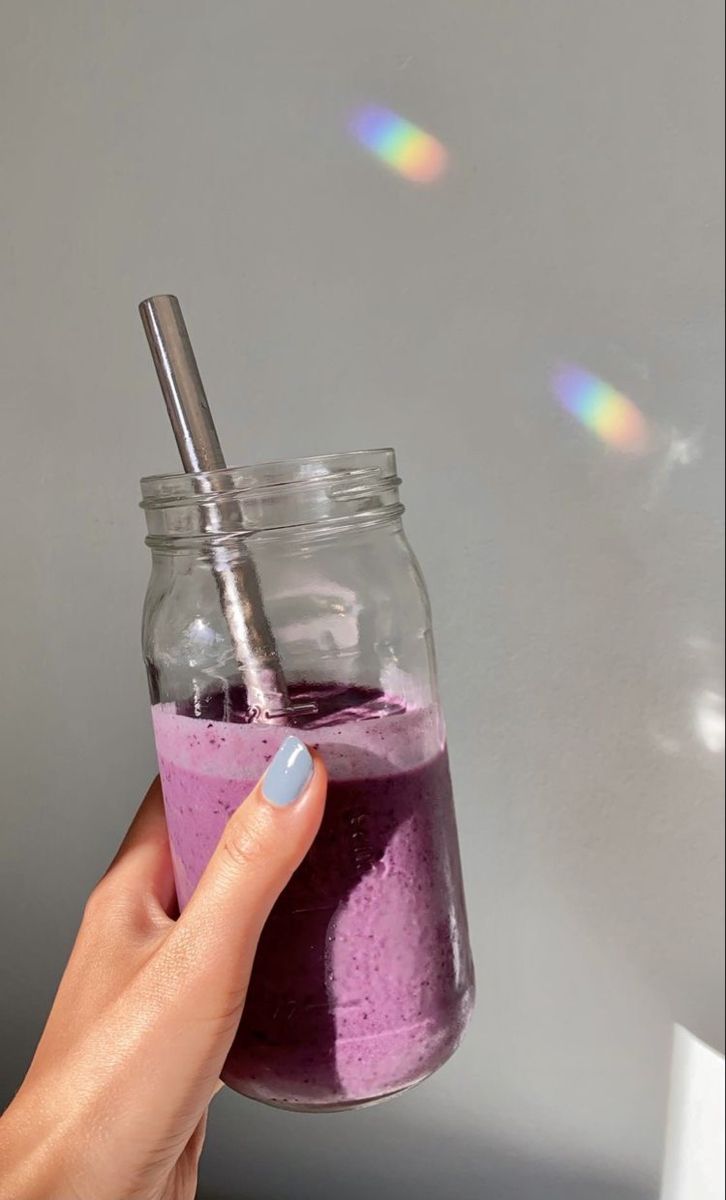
[0,754,327,1200]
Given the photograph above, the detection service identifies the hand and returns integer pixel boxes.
[0,737,327,1200]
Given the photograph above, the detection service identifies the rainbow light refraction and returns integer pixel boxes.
[349,106,447,183]
[552,364,650,454]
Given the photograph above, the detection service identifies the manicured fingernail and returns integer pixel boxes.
[262,736,313,807]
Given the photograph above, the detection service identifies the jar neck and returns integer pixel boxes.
[140,449,403,550]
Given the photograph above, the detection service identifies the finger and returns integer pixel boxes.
[169,736,326,1000]
[103,777,176,918]
[71,743,326,1149]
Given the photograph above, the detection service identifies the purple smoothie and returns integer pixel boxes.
[152,685,474,1110]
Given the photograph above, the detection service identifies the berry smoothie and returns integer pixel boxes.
[152,685,474,1110]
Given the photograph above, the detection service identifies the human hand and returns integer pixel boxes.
[0,736,326,1200]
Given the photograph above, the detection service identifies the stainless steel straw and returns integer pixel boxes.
[139,294,289,720]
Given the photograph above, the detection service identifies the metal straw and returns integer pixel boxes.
[139,294,289,720]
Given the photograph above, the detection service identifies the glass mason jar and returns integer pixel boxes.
[141,449,474,1111]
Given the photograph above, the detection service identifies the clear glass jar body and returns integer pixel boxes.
[141,450,474,1111]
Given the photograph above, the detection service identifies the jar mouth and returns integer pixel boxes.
[140,448,398,509]
[141,448,403,541]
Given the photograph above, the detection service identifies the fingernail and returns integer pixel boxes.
[262,736,313,807]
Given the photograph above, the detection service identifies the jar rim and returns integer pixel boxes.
[140,447,397,509]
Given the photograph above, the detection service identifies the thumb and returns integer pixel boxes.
[169,736,327,1002]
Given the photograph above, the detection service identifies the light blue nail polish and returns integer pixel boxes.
[263,736,313,807]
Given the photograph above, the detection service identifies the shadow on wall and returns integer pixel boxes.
[198,1108,653,1200]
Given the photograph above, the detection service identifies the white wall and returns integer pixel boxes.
[1,3,723,1197]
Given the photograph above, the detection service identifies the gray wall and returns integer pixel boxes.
[1,3,723,1198]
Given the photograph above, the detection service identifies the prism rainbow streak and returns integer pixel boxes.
[552,364,650,454]
[349,106,447,184]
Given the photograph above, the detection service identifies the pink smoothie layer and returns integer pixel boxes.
[152,690,474,1109]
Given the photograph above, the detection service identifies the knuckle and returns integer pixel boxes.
[220,814,266,874]
[81,877,113,925]
[81,871,134,932]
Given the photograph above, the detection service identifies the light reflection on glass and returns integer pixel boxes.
[348,105,448,184]
[644,428,703,510]
[661,1025,724,1199]
[551,364,650,454]
[651,636,725,761]
[188,616,220,647]
[693,690,725,755]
